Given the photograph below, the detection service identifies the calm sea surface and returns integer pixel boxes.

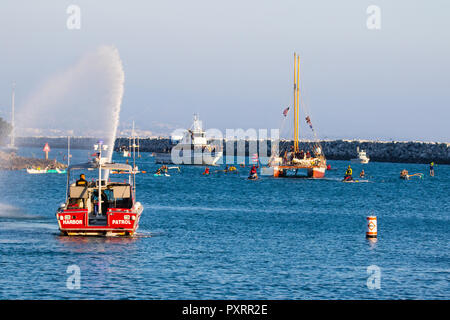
[0,147,448,299]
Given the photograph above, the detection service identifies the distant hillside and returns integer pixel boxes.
[0,117,12,143]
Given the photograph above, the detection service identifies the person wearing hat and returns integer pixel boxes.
[344,165,353,181]
[76,173,87,186]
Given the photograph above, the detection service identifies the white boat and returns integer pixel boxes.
[351,147,370,164]
[27,167,48,174]
[154,114,223,165]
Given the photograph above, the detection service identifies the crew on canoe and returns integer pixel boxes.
[224,165,237,173]
[155,165,168,175]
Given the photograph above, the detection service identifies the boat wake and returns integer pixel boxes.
[0,203,43,219]
[134,231,164,238]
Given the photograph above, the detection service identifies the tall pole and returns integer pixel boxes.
[67,136,71,167]
[295,55,300,153]
[132,121,136,194]
[132,121,136,170]
[293,53,297,155]
[11,82,15,148]
[98,141,102,215]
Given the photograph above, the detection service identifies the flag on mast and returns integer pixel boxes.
[305,116,313,129]
[282,107,290,117]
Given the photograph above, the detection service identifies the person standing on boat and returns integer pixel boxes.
[76,174,87,186]
[344,165,353,181]
[299,150,305,159]
[430,162,435,176]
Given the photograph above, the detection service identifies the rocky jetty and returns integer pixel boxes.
[279,140,450,164]
[126,138,449,164]
[0,151,66,171]
[14,137,450,164]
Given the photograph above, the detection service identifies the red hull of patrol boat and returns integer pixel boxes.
[56,207,142,236]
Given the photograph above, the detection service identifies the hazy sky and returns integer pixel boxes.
[0,0,449,141]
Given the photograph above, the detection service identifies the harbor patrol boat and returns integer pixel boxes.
[351,147,370,164]
[261,53,327,178]
[154,114,223,165]
[56,141,143,236]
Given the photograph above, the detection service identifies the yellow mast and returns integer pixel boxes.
[293,54,300,153]
[293,53,297,154]
[296,55,300,153]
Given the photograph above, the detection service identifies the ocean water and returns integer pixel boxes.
[0,147,448,299]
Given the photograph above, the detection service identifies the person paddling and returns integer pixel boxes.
[343,165,353,181]
[359,169,365,178]
[248,164,258,179]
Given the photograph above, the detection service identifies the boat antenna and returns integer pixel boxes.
[67,135,71,167]
[10,81,15,148]
[132,121,136,195]
[93,140,107,215]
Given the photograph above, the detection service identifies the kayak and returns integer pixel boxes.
[154,173,170,177]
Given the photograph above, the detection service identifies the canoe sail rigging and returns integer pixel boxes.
[264,53,327,178]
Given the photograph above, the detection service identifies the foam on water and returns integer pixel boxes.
[0,203,40,219]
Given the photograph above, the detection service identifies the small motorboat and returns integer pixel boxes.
[56,143,144,237]
[351,147,370,164]
[27,167,48,174]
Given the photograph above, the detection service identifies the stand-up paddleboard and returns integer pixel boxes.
[342,179,369,183]
[248,174,259,180]
[154,173,170,177]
